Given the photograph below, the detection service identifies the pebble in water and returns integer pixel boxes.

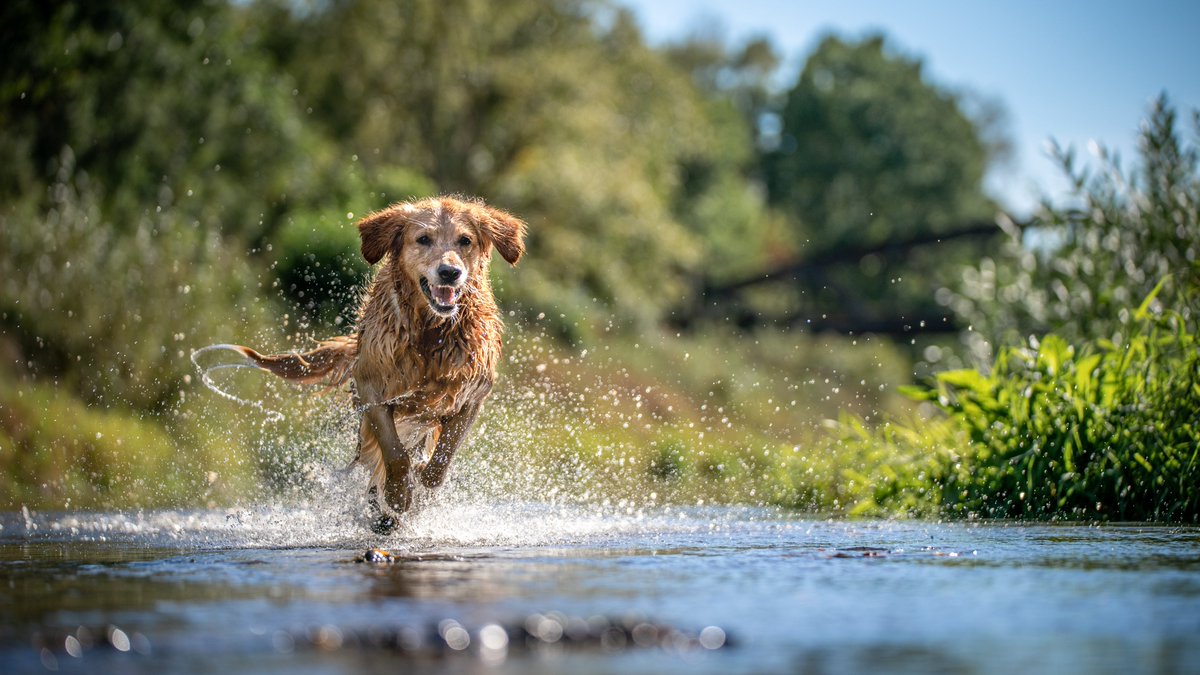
[356,548,396,563]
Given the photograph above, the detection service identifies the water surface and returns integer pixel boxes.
[2,502,1198,674]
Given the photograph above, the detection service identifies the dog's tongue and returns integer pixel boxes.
[432,285,457,306]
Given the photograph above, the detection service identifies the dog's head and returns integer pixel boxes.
[357,197,526,319]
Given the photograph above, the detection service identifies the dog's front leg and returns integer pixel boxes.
[421,398,485,489]
[363,404,416,515]
[357,380,416,527]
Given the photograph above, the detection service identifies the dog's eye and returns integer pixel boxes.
[415,234,432,246]
[457,236,472,247]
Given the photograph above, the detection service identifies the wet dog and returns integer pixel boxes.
[224,196,525,533]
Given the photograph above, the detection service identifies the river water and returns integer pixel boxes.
[2,498,1199,674]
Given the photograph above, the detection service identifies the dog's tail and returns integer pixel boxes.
[228,335,358,388]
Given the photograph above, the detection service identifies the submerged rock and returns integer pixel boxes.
[356,547,396,563]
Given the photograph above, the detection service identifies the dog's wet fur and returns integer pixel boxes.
[229,196,526,533]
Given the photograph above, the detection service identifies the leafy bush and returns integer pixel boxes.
[868,283,1199,521]
[949,95,1199,359]
[0,378,260,510]
[0,159,279,411]
[0,1,317,242]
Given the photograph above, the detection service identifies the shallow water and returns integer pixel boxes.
[2,501,1199,674]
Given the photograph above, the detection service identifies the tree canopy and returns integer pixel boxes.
[765,35,995,247]
[695,34,1003,331]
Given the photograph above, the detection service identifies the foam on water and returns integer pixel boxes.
[7,502,760,552]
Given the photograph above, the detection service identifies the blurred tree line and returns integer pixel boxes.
[1,1,1007,347]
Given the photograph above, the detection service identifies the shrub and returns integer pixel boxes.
[0,160,279,411]
[949,95,1199,359]
[895,282,1199,521]
[0,378,258,510]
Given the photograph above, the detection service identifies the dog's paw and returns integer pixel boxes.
[371,514,399,536]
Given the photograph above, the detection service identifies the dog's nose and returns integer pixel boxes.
[437,265,462,283]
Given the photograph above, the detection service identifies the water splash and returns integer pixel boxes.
[190,343,288,423]
[166,325,818,551]
[7,491,778,552]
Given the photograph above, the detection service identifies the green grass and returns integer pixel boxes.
[0,377,261,510]
[447,323,917,512]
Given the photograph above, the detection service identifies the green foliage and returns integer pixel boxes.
[848,289,1199,521]
[272,210,368,329]
[0,377,257,510]
[765,34,994,248]
[452,323,914,511]
[759,34,999,326]
[925,303,1198,521]
[665,33,787,282]
[0,0,319,242]
[0,165,279,411]
[828,100,1200,522]
[950,95,1200,356]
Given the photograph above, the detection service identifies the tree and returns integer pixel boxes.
[0,0,316,242]
[766,34,994,246]
[757,34,1001,329]
[665,31,790,283]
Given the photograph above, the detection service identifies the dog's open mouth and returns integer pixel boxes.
[419,277,460,316]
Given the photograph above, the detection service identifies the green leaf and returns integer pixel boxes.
[1036,335,1072,375]
[1074,353,1102,393]
[1134,275,1170,321]
[897,384,937,402]
[937,369,992,394]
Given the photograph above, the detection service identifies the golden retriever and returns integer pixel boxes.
[224,196,526,533]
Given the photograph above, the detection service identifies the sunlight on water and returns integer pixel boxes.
[10,500,777,553]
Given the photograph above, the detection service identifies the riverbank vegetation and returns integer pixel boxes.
[2,1,1196,521]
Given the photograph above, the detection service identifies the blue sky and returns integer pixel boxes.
[620,0,1200,216]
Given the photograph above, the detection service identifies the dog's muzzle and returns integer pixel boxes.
[419,276,462,316]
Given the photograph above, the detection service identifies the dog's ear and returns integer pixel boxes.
[357,205,408,265]
[477,205,527,266]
